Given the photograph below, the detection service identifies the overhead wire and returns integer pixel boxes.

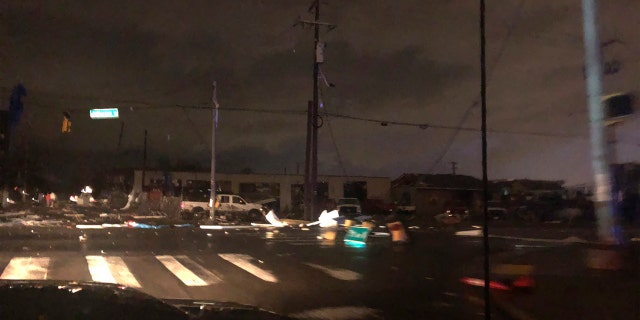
[319,81,349,178]
[180,107,207,146]
[426,0,528,174]
[11,85,634,144]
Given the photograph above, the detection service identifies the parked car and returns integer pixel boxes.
[445,206,470,220]
[215,194,266,222]
[337,198,362,218]
[180,192,266,222]
[488,207,508,220]
[180,188,211,220]
[434,211,462,225]
[362,199,396,215]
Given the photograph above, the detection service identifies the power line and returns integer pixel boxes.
[180,107,206,146]
[427,0,527,174]
[323,111,583,139]
[319,87,349,177]
[14,86,620,142]
[22,92,593,140]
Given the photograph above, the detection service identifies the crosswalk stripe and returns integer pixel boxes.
[218,254,278,283]
[1,257,50,280]
[156,255,221,286]
[305,263,362,281]
[86,256,141,288]
[174,256,223,285]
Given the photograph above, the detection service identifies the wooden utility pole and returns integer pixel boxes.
[297,0,336,221]
[141,129,147,192]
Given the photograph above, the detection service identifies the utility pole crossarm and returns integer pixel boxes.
[294,19,337,31]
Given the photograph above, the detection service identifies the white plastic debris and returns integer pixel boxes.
[265,210,286,227]
[318,210,339,228]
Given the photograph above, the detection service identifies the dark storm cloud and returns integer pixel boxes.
[4,0,640,187]
[324,42,475,109]
[4,7,158,96]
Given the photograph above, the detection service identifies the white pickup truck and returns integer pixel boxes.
[180,192,265,222]
[215,194,265,221]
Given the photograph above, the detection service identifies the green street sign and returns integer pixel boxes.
[344,226,370,244]
[90,108,119,119]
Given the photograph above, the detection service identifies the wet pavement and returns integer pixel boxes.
[0,223,498,319]
[2,203,638,319]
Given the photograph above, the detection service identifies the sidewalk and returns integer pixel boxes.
[489,243,640,320]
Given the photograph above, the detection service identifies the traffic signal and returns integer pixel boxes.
[62,112,71,133]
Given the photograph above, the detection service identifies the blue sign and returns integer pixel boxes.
[344,226,370,244]
[90,108,119,119]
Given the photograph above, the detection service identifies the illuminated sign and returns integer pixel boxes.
[344,226,370,244]
[90,108,119,119]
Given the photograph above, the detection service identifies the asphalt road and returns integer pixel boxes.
[0,222,593,319]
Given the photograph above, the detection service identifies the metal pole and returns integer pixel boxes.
[581,0,616,243]
[304,101,313,221]
[479,0,491,318]
[142,129,147,192]
[311,0,320,220]
[210,82,219,221]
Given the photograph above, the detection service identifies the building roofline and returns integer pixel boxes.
[128,168,390,180]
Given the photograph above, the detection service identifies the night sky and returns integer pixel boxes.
[2,0,640,189]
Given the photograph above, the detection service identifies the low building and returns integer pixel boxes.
[131,169,390,214]
[492,179,566,203]
[391,173,483,216]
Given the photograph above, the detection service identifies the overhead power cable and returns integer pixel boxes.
[426,0,527,173]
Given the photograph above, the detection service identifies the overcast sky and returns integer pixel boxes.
[2,0,640,186]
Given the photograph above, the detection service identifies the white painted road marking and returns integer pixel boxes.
[86,256,141,288]
[156,255,221,286]
[305,263,362,281]
[455,230,483,236]
[218,254,278,283]
[455,231,593,244]
[1,257,50,280]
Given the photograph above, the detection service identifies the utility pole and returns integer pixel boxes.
[142,129,147,192]
[296,0,336,221]
[581,0,617,243]
[450,161,458,175]
[304,101,313,221]
[479,0,491,317]
[210,82,220,222]
[311,0,320,221]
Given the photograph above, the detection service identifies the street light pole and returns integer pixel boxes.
[210,82,220,222]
